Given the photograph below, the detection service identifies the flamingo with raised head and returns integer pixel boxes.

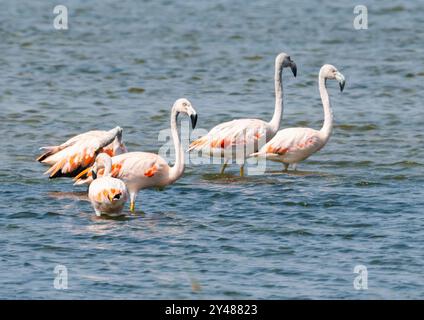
[74,98,197,212]
[188,52,296,176]
[37,126,127,178]
[250,64,345,171]
[88,153,128,216]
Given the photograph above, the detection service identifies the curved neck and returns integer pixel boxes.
[269,62,283,133]
[168,108,184,183]
[319,73,333,140]
[100,157,112,176]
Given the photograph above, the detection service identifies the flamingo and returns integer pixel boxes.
[88,153,128,216]
[250,64,345,171]
[74,98,197,212]
[188,52,296,176]
[37,126,127,178]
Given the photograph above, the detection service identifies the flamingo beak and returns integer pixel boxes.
[108,192,121,202]
[290,62,297,77]
[335,71,345,92]
[190,113,198,129]
[91,165,98,180]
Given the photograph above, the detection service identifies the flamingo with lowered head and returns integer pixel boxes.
[88,153,128,216]
[188,52,296,176]
[37,126,127,178]
[250,64,345,170]
[74,98,197,212]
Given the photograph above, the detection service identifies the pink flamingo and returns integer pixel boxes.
[37,127,127,178]
[188,52,296,176]
[88,153,128,217]
[74,98,197,212]
[250,64,345,171]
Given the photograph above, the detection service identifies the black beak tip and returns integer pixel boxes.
[291,64,297,77]
[190,114,198,129]
[92,171,97,180]
[113,193,121,200]
[339,82,345,92]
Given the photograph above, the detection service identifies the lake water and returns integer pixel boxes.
[0,0,423,299]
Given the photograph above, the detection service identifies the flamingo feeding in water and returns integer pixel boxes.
[188,52,296,176]
[74,98,198,212]
[37,126,127,178]
[88,153,128,216]
[250,64,345,171]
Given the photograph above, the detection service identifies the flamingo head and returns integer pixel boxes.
[276,52,297,77]
[173,98,198,129]
[108,126,123,139]
[106,126,126,155]
[321,64,346,92]
[112,127,127,155]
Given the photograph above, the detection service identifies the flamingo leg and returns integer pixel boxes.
[283,163,289,172]
[240,165,244,177]
[220,160,228,175]
[293,163,298,171]
[129,192,137,212]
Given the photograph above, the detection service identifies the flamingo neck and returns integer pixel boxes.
[319,72,333,140]
[101,157,112,176]
[269,61,283,133]
[169,108,184,183]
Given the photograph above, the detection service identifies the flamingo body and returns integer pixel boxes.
[105,152,171,190]
[37,127,126,178]
[252,128,326,164]
[189,118,272,159]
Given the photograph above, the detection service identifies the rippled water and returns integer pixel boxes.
[0,0,423,299]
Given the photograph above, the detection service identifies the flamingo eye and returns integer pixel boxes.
[182,102,188,107]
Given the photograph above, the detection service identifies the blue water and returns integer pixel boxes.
[0,0,423,299]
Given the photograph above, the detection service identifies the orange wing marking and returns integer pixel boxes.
[111,163,122,177]
[144,164,158,177]
[267,145,288,155]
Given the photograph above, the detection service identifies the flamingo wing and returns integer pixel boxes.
[43,130,122,178]
[112,152,166,179]
[37,130,106,163]
[66,130,127,155]
[189,119,271,156]
[254,128,324,162]
[74,152,167,185]
[37,128,126,164]
[44,141,102,178]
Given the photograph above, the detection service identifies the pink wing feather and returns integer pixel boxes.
[189,119,271,156]
[254,128,325,162]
